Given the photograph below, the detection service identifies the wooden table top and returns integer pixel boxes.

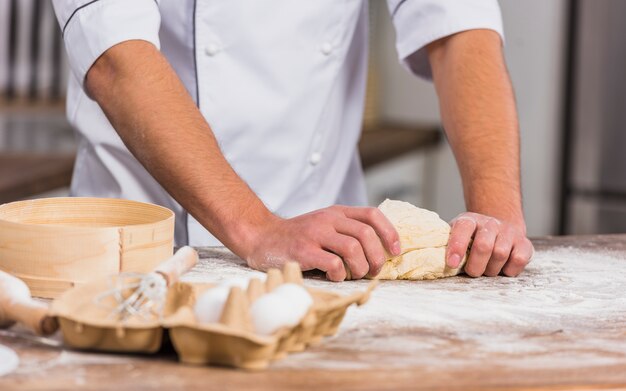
[358,122,441,169]
[2,234,626,391]
[0,153,75,203]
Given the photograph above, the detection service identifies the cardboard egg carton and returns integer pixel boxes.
[50,262,376,369]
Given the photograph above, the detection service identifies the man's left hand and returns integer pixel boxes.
[445,212,534,277]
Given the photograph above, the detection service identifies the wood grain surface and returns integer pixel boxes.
[0,153,74,203]
[1,235,626,391]
[358,122,441,169]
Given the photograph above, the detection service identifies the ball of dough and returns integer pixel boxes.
[375,199,466,281]
[250,286,311,336]
[193,286,230,324]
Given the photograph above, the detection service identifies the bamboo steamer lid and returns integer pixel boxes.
[0,197,175,299]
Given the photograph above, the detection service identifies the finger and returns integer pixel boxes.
[341,207,401,256]
[483,232,514,277]
[334,218,386,277]
[297,246,347,282]
[464,221,499,277]
[446,218,477,268]
[320,231,370,280]
[502,238,534,277]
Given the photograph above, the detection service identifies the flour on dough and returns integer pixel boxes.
[376,199,466,280]
[378,247,466,280]
[378,199,450,254]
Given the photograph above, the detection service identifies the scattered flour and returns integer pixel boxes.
[184,246,626,370]
[0,344,19,376]
[3,246,624,376]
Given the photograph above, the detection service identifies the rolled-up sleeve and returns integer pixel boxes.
[52,0,161,87]
[387,0,504,79]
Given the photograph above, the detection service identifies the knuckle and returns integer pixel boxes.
[371,257,385,273]
[513,254,530,267]
[357,225,375,239]
[503,267,520,277]
[325,259,345,281]
[350,261,369,279]
[464,267,482,278]
[483,268,499,277]
[364,207,381,220]
[368,248,386,269]
[485,219,500,231]
[522,239,535,253]
[345,239,362,256]
[473,240,492,255]
[492,246,510,261]
[328,257,343,273]
[448,242,467,255]
[382,226,399,240]
[464,258,486,277]
[455,217,476,229]
[326,272,342,282]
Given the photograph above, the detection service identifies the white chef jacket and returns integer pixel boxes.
[52,0,503,246]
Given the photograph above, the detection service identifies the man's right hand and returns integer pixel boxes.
[244,205,401,281]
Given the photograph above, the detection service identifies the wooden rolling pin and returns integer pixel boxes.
[0,269,59,336]
[154,246,199,286]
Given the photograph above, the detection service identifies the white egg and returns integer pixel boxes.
[193,286,231,324]
[250,285,313,336]
[272,283,313,317]
[250,293,297,336]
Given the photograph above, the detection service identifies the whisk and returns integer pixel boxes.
[94,246,198,322]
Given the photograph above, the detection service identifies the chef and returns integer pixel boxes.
[51,0,534,281]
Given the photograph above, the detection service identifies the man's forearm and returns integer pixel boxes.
[428,30,525,229]
[85,40,275,252]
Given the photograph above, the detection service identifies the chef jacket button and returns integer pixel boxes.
[205,43,221,56]
[310,152,322,165]
[320,42,333,55]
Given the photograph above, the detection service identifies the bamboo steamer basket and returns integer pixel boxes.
[0,197,175,299]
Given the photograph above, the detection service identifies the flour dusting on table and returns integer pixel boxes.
[0,344,19,376]
[184,246,626,370]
